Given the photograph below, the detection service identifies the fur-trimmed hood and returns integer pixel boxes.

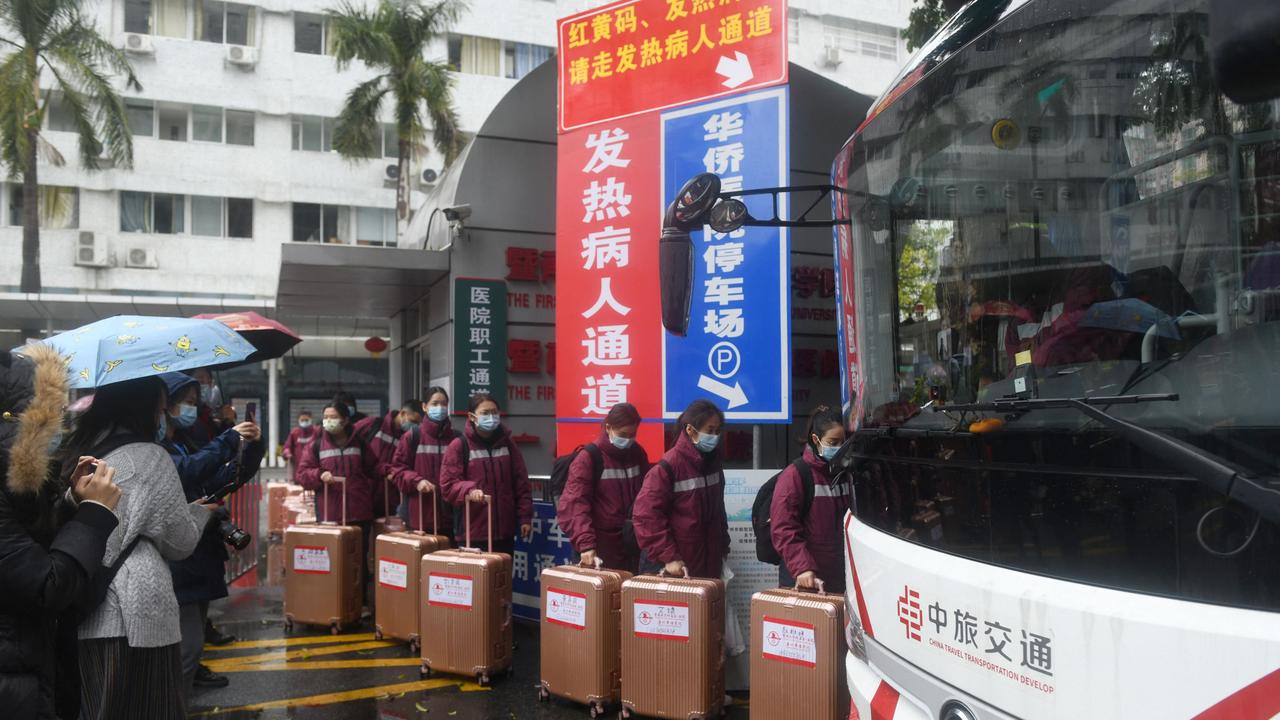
[1,345,69,495]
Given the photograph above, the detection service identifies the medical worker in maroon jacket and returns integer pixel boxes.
[632,399,730,579]
[390,387,454,535]
[770,405,850,593]
[557,402,650,573]
[295,401,380,601]
[439,393,532,555]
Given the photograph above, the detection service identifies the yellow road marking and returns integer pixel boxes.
[215,658,422,673]
[204,640,396,670]
[204,632,375,651]
[191,678,488,716]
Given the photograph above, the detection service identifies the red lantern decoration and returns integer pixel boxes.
[364,336,389,356]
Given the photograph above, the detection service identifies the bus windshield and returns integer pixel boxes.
[835,0,1280,609]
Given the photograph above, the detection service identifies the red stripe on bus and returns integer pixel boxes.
[869,681,899,720]
[844,512,875,638]
[1192,667,1280,720]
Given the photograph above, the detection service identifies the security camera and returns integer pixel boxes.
[442,204,471,222]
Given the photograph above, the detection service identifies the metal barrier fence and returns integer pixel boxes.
[223,473,261,583]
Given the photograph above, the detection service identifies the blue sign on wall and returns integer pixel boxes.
[660,87,791,422]
[511,501,576,621]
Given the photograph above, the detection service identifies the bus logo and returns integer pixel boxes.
[897,585,923,642]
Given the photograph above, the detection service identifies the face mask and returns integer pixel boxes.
[346,405,358,417]
[400,421,416,433]
[299,420,312,429]
[155,414,168,443]
[427,406,448,422]
[200,384,222,408]
[172,404,198,429]
[48,431,63,455]
[609,434,634,450]
[818,444,839,462]
[322,418,343,434]
[475,414,500,432]
[693,430,719,453]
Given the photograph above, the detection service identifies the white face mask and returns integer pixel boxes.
[299,419,312,429]
[609,433,634,450]
[322,418,343,434]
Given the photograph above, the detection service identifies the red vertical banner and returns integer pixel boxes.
[555,114,662,454]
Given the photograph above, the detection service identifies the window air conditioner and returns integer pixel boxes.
[122,33,155,55]
[75,231,111,268]
[822,45,842,67]
[384,164,400,182]
[226,45,258,67]
[125,247,158,269]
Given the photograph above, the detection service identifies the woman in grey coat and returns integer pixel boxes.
[64,376,212,720]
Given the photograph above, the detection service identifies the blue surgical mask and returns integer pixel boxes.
[694,431,719,453]
[400,421,415,433]
[610,434,634,450]
[818,444,839,462]
[427,406,448,422]
[172,404,198,429]
[155,414,168,443]
[475,414,500,432]
[346,405,357,417]
[299,420,313,429]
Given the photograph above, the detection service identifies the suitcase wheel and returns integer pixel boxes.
[330,622,341,635]
[619,709,632,719]
[282,619,293,634]
[410,638,420,654]
[374,627,383,641]
[420,664,433,679]
[589,702,602,718]
[536,685,549,702]
[477,672,490,687]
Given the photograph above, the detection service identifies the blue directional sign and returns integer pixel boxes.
[510,501,576,621]
[660,87,790,422]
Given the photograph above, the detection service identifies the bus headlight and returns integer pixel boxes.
[844,596,867,662]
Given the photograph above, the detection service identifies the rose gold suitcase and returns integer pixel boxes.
[265,541,287,587]
[283,479,362,634]
[370,478,407,565]
[375,487,451,651]
[621,572,725,720]
[749,584,849,720]
[419,495,513,686]
[537,562,632,715]
[265,482,292,537]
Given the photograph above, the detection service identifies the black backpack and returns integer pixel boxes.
[548,444,603,508]
[751,459,814,565]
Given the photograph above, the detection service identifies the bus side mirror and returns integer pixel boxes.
[1210,0,1280,103]
[660,174,721,336]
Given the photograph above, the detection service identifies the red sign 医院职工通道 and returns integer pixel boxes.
[557,0,788,132]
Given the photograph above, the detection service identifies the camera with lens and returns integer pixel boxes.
[209,505,251,550]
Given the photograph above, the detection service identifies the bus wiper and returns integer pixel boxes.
[938,394,1280,527]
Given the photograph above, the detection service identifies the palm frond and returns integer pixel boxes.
[418,59,464,166]
[45,43,135,169]
[326,0,395,70]
[0,49,37,175]
[332,74,389,160]
[41,64,97,167]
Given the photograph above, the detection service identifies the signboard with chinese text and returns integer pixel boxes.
[511,500,577,621]
[661,87,790,421]
[453,279,508,412]
[557,0,788,132]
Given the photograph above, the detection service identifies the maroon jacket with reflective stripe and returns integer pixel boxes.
[295,430,379,523]
[439,423,533,545]
[770,445,851,591]
[632,432,729,579]
[556,432,649,561]
[365,409,402,518]
[389,418,456,534]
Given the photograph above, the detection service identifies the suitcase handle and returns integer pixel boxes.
[383,476,391,519]
[322,476,347,526]
[464,493,493,552]
[794,578,827,594]
[658,566,691,579]
[579,555,603,569]
[416,483,439,535]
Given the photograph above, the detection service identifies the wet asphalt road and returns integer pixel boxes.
[191,581,751,719]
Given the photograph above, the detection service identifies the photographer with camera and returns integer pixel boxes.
[157,373,264,700]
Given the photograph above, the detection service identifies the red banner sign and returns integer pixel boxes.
[557,0,788,132]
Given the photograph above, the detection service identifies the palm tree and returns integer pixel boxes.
[328,0,466,233]
[0,0,140,299]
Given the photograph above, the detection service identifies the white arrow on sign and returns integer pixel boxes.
[715,51,754,89]
[698,375,749,409]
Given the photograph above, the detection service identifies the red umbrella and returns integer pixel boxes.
[192,312,302,364]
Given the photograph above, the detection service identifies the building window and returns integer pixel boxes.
[45,94,78,133]
[192,105,223,142]
[226,109,254,146]
[124,0,187,37]
[292,202,348,243]
[788,13,800,44]
[382,123,398,158]
[823,17,899,62]
[126,99,155,136]
[355,207,395,246]
[121,191,185,234]
[8,185,78,229]
[447,34,501,76]
[157,104,187,141]
[191,195,253,237]
[503,41,553,79]
[294,13,330,54]
[291,115,333,151]
[199,0,254,45]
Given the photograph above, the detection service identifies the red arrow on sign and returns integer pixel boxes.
[557,0,788,132]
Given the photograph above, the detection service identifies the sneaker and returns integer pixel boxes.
[204,621,236,647]
[194,664,230,689]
